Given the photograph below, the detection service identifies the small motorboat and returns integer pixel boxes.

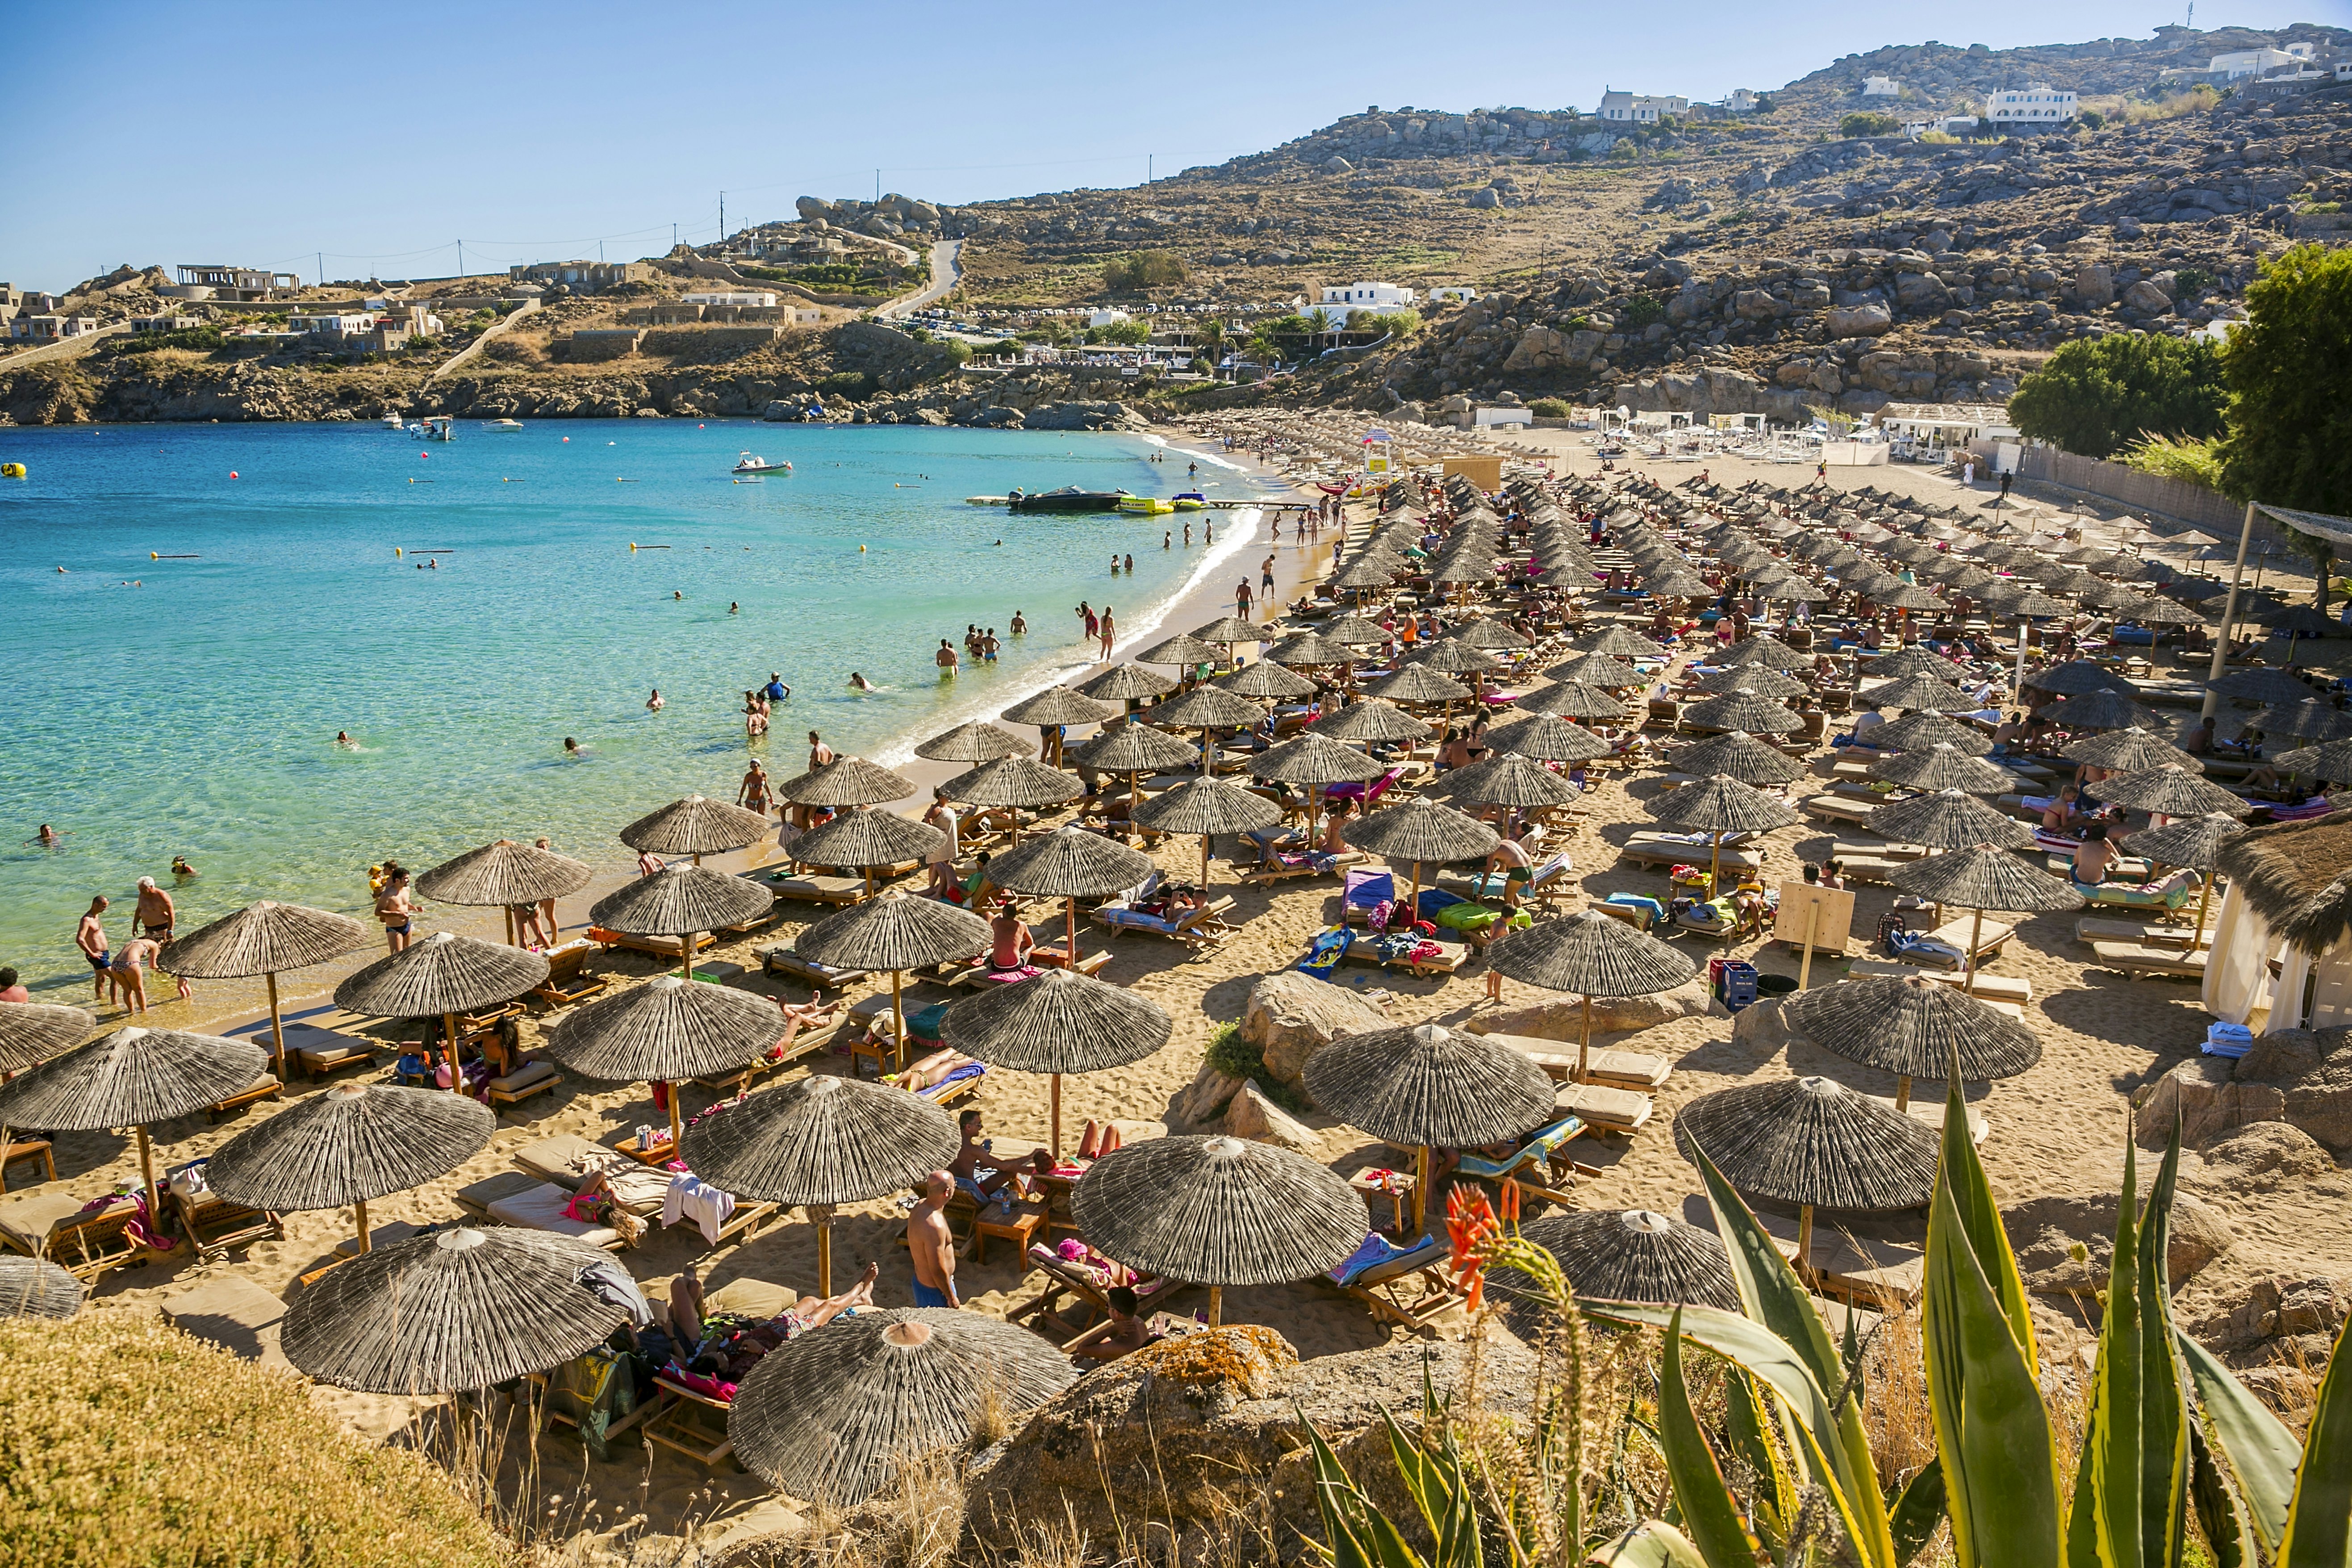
[481,418,524,432]
[733,453,790,474]
[381,413,404,430]
[1171,493,1208,511]
[1009,486,1132,514]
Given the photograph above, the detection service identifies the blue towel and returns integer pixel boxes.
[1416,888,1468,917]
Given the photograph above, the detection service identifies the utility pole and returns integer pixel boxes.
[1148,154,1153,184]
[317,251,324,288]
[875,169,881,201]
[720,191,726,242]
[457,239,464,277]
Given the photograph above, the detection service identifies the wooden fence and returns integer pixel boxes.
[1968,438,2256,543]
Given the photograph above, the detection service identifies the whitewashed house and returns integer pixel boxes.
[1985,84,2077,127]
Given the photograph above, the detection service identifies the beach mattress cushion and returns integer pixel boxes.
[162,1275,289,1368]
[1556,1082,1652,1130]
[489,1060,558,1095]
[702,1277,797,1321]
[457,1171,543,1214]
[0,1187,131,1249]
[513,1135,609,1184]
[283,1023,372,1064]
[488,1181,622,1248]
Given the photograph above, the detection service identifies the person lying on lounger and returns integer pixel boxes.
[766,992,844,1059]
[663,1262,881,1382]
[1070,1285,1155,1365]
[890,1048,978,1091]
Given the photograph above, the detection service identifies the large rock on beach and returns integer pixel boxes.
[1825,303,1893,338]
[1246,971,1389,1089]
[2195,1121,2333,1190]
[2239,1027,2352,1152]
[1727,996,1795,1059]
[2134,1055,2285,1149]
[1468,976,1713,1043]
[1166,1062,1247,1132]
[2003,1187,2232,1296]
[1221,1080,1319,1152]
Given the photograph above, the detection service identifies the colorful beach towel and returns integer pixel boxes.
[1298,926,1352,981]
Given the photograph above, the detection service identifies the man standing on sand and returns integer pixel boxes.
[134,877,191,1000]
[908,1171,960,1308]
[1260,553,1276,606]
[1236,577,1253,620]
[76,895,110,1001]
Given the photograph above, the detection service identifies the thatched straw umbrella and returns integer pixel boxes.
[789,809,947,898]
[1863,674,1977,714]
[546,972,782,1145]
[729,1310,1077,1504]
[1075,663,1176,706]
[1269,631,1357,668]
[1692,665,1809,701]
[1070,1135,1367,1324]
[2212,810,2352,960]
[1342,797,1500,916]
[2043,689,2167,733]
[1320,612,1391,647]
[1681,689,1801,736]
[1546,652,1645,689]
[1365,665,1471,732]
[2274,736,2352,786]
[1135,631,1223,670]
[1491,1208,1738,1328]
[1449,618,1530,650]
[1484,711,1613,764]
[2024,660,2137,698]
[1310,697,1434,747]
[415,839,591,947]
[1863,790,2032,850]
[1864,742,2015,796]
[1673,1076,1940,1277]
[282,1226,625,1394]
[2062,726,2199,774]
[915,721,1028,765]
[619,794,772,864]
[0,1255,83,1320]
[157,901,372,1077]
[1217,660,1319,701]
[0,1001,93,1075]
[1780,974,2040,1110]
[1575,627,1668,659]
[1486,910,1696,1082]
[1859,648,1958,679]
[1148,685,1267,777]
[1441,752,1579,812]
[2208,666,2322,707]
[1303,1022,1554,1232]
[1521,680,1632,723]
[2259,701,2352,745]
[680,1073,959,1295]
[1192,614,1264,645]
[1867,708,1994,757]
[796,892,991,1068]
[1250,732,1382,848]
[1132,775,1283,889]
[1669,730,1804,787]
[1412,639,1500,677]
[1003,688,1117,768]
[941,968,1169,1158]
[1649,774,1799,891]
[2094,765,2252,820]
[1069,721,1195,778]
[336,932,550,1093]
[1889,847,2082,995]
[206,1080,494,1252]
[779,757,918,811]
[938,757,1085,840]
[984,826,1154,971]
[589,861,772,981]
[0,1026,268,1223]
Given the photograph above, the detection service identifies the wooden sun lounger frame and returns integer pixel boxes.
[1091,895,1237,951]
[173,1189,284,1263]
[690,1017,844,1095]
[530,941,610,1012]
[205,1074,283,1122]
[1320,1259,1466,1336]
[0,1195,155,1283]
[641,1376,734,1468]
[1010,1254,1193,1351]
[2089,941,2210,980]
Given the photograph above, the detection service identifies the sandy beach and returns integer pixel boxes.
[19,424,2347,1557]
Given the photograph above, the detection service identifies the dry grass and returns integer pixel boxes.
[0,1305,508,1568]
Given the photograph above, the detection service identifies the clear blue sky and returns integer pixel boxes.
[0,0,2326,290]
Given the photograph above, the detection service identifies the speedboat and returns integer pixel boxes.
[733,453,790,474]
[381,413,404,430]
[482,418,524,432]
[1008,486,1132,514]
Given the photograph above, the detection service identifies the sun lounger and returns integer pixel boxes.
[485,1180,630,1250]
[916,1062,988,1108]
[162,1275,290,1372]
[644,1374,736,1468]
[1800,794,1881,828]
[1235,849,1367,886]
[205,1070,283,1122]
[588,926,717,959]
[2090,941,2210,980]
[1882,918,2014,971]
[1455,1116,1592,1200]
[1321,1232,1462,1334]
[1091,895,1237,952]
[485,1059,563,1108]
[0,1183,153,1282]
[1829,838,1926,862]
[760,945,872,989]
[741,868,866,906]
[1473,1030,1672,1089]
[1440,852,1575,906]
[1846,958,2032,1004]
[2075,916,2209,949]
[1011,1246,1191,1350]
[1337,932,1467,978]
[691,1014,843,1095]
[1553,1081,1654,1134]
[1620,833,1765,872]
[274,1021,377,1079]
[2,1138,56,1191]
[169,1171,282,1263]
[2066,868,2198,912]
[531,938,610,1011]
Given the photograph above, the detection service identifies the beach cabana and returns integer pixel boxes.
[1483,711,1612,765]
[729,1310,1077,1505]
[1649,773,1798,892]
[1863,790,2032,850]
[778,756,918,813]
[2206,810,2352,1032]
[1249,732,1382,847]
[1779,973,2039,1110]
[206,1080,494,1253]
[1679,689,1800,736]
[1440,751,1579,815]
[334,932,550,1092]
[157,901,372,1077]
[1667,730,1803,787]
[1308,696,1433,747]
[940,967,1170,1158]
[1146,684,1267,776]
[1070,1135,1366,1325]
[1075,662,1177,707]
[2093,765,2251,821]
[1002,688,1117,769]
[2061,726,2199,774]
[1866,709,1994,757]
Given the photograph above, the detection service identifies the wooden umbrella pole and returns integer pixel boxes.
[814,1206,836,1297]
[680,929,696,982]
[1050,1074,1063,1163]
[1962,906,1984,997]
[1208,1284,1224,1327]
[890,970,906,1073]
[1199,832,1211,889]
[1408,861,1424,924]
[1708,831,1723,896]
[1065,897,1077,968]
[265,971,287,1079]
[138,1127,159,1236]
[2193,872,2214,948]
[1795,1204,1816,1287]
[1578,993,1594,1086]
[666,1080,681,1146]
[504,907,516,948]
[1412,1143,1431,1237]
[353,1196,370,1254]
[1895,1074,1913,1114]
[444,1012,461,1093]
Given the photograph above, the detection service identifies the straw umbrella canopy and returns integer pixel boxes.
[2095,765,2252,820]
[1863,790,2032,850]
[1332,556,1403,594]
[1309,696,1434,746]
[1148,685,1267,776]
[1067,722,1196,804]
[1441,752,1580,811]
[729,1310,1077,1505]
[2024,660,2137,698]
[1133,774,1285,889]
[1669,730,1804,787]
[2209,666,2321,707]
[2130,812,2252,944]
[1650,774,1799,891]
[795,893,991,1074]
[1449,617,1530,650]
[1646,572,1714,601]
[206,1081,494,1253]
[1249,731,1383,849]
[545,972,785,1142]
[0,1255,83,1320]
[0,1001,93,1075]
[1003,688,1117,768]
[1135,631,1222,669]
[336,931,550,1092]
[789,809,947,896]
[1075,662,1176,705]
[2259,701,2352,745]
[1411,639,1500,675]
[1682,689,1801,736]
[1522,681,1632,723]
[282,1226,624,1395]
[1547,652,1645,689]
[2275,736,2352,785]
[914,720,1028,765]
[938,757,1085,836]
[681,1072,959,1296]
[1071,1136,1367,1324]
[779,757,919,811]
[2061,727,2199,773]
[1691,665,1808,702]
[0,1026,268,1222]
[1674,1077,1940,1271]
[1485,711,1613,764]
[1343,797,1501,913]
[2043,689,2167,733]
[1270,630,1357,667]
[1366,663,1471,707]
[1217,660,1319,701]
[1865,742,2015,796]
[1869,709,1995,757]
[589,861,771,980]
[414,839,592,948]
[1486,910,1696,1081]
[1192,614,1264,645]
[1492,1208,1738,1322]
[1717,634,1811,672]
[1890,847,2083,995]
[156,900,372,1076]
[941,967,1170,1158]
[985,826,1154,968]
[1321,612,1392,646]
[1863,674,1978,714]
[1780,974,2040,1110]
[620,794,772,862]
[1859,648,1959,680]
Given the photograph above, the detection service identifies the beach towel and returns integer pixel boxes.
[2202,1022,2255,1059]
[1888,931,1967,966]
[918,1063,986,1100]
[1343,870,1395,910]
[1606,892,1668,924]
[1455,1116,1585,1180]
[1327,1231,1441,1287]
[660,1175,737,1246]
[1298,926,1352,981]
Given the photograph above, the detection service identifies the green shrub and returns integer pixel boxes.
[1839,111,1903,138]
[2119,431,2225,488]
[1103,249,1189,291]
[1203,1018,1256,1081]
[1619,293,1667,329]
[2078,109,2106,130]
[1529,397,1571,418]
[1352,308,1420,338]
[2009,332,2228,459]
[818,370,876,399]
[2173,267,2214,296]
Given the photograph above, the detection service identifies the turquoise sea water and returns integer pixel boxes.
[0,419,1274,989]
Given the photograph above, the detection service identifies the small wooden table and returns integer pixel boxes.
[615,1132,677,1167]
[1350,1169,1417,1236]
[971,1199,1049,1265]
[1,1138,56,1193]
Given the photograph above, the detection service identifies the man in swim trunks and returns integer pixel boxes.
[765,673,790,703]
[908,1171,961,1308]
[1009,610,1027,636]
[949,1108,1041,1206]
[1236,578,1253,619]
[76,895,110,1001]
[133,877,192,999]
[987,897,1032,971]
[936,640,959,674]
[809,731,834,771]
[375,867,415,953]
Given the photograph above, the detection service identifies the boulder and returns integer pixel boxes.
[2003,1187,2233,1296]
[1894,272,1952,312]
[1246,971,1390,1090]
[2122,280,2174,315]
[1826,303,1893,339]
[1732,289,1785,322]
[1501,326,1567,374]
[1221,1080,1320,1152]
[2197,1272,2352,1355]
[2234,1026,2352,1152]
[2073,263,2116,307]
[2197,1121,2333,1188]
[1728,996,1796,1059]
[1166,1062,1247,1132]
[2134,1055,2285,1149]
[1469,976,1714,1042]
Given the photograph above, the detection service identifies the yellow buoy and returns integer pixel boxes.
[859,544,867,552]
[394,548,403,557]
[629,543,638,552]
[150,552,159,560]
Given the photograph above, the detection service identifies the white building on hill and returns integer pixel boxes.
[683,290,777,309]
[1598,90,1690,123]
[1985,83,2078,127]
[1319,281,1417,313]
[1862,76,1903,97]
[2209,42,2315,78]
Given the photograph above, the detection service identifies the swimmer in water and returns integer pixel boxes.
[171,855,196,878]
[1010,610,1027,636]
[33,823,64,846]
[564,736,581,755]
[335,731,357,748]
[849,672,876,692]
[646,689,664,712]
[673,591,682,601]
[729,602,739,615]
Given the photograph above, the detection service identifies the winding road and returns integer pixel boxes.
[873,238,962,320]
[427,295,542,384]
